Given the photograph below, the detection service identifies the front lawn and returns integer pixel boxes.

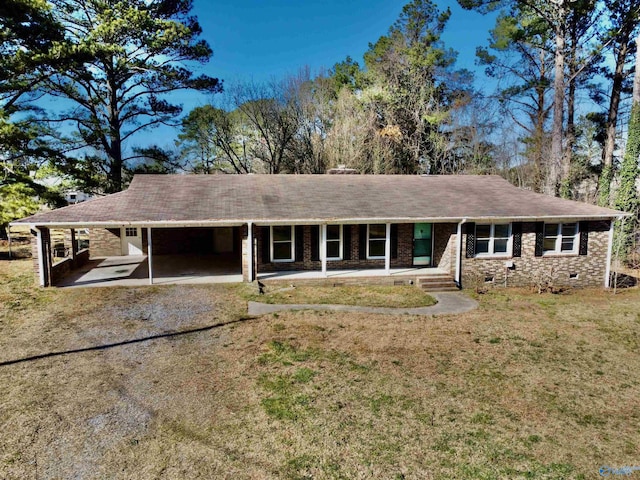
[239,283,437,308]
[1,258,639,479]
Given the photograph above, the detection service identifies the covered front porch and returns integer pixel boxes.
[258,266,450,281]
[29,220,463,288]
[54,255,452,288]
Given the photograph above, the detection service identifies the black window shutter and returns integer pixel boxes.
[391,224,398,259]
[295,226,304,262]
[579,221,589,256]
[310,225,320,261]
[343,225,352,260]
[534,222,544,257]
[359,225,367,260]
[465,222,476,258]
[512,222,522,258]
[261,226,270,263]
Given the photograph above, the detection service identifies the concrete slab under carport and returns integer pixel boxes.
[56,253,243,288]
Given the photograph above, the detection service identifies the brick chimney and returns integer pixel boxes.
[327,165,359,174]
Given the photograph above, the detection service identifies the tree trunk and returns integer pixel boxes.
[634,34,640,104]
[561,19,578,199]
[106,68,123,194]
[599,40,630,206]
[530,47,549,193]
[547,10,566,197]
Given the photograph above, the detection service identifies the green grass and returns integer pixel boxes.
[239,283,437,308]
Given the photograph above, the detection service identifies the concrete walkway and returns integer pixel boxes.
[248,291,478,316]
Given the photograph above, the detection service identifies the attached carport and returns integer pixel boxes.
[144,224,246,286]
[25,222,248,287]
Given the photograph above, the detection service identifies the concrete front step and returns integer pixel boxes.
[422,286,460,292]
[417,276,459,292]
[417,276,453,283]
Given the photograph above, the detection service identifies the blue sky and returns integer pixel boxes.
[154,0,499,148]
[196,0,494,83]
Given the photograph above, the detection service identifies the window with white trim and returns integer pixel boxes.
[367,224,387,259]
[271,225,295,262]
[326,225,342,260]
[475,223,511,256]
[543,222,578,254]
[125,227,138,237]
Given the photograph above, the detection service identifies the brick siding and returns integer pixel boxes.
[89,228,122,257]
[30,231,41,285]
[241,225,251,281]
[461,220,610,288]
[433,223,457,275]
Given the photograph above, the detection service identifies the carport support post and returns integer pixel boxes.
[321,224,327,277]
[147,227,153,285]
[247,222,254,282]
[34,227,45,287]
[385,222,391,274]
[64,228,77,261]
[71,229,78,259]
[604,218,616,288]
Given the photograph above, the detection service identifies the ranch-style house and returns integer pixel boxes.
[12,173,627,289]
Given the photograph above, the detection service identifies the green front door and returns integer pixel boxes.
[413,223,432,266]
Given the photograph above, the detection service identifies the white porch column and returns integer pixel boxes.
[247,222,254,282]
[455,220,465,287]
[385,222,391,274]
[321,224,327,277]
[147,227,153,285]
[604,218,616,288]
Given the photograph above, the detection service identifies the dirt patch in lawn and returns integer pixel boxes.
[238,283,437,308]
[1,258,640,479]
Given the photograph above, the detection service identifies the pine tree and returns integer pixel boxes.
[43,0,222,193]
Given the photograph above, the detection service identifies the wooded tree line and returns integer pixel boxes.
[177,2,483,177]
[176,0,640,258]
[1,0,640,255]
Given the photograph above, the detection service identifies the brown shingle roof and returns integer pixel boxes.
[13,174,625,226]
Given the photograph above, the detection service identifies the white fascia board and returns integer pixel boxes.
[248,214,624,226]
[461,214,627,223]
[11,213,625,230]
[11,220,248,229]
